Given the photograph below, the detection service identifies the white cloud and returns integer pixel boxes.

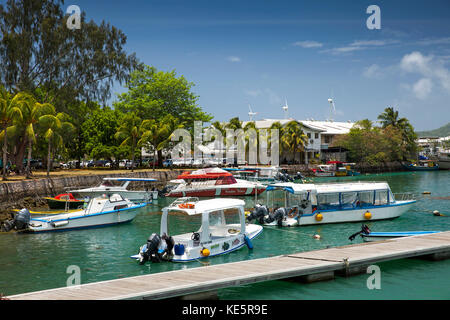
[227,56,241,62]
[412,78,433,99]
[400,51,450,93]
[322,39,398,55]
[363,64,383,79]
[244,89,262,97]
[292,40,323,48]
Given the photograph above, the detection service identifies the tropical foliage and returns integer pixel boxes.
[333,108,418,164]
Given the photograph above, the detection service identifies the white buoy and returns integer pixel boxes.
[433,210,441,216]
[313,234,321,239]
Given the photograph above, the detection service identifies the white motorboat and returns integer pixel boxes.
[312,164,335,177]
[246,181,416,226]
[69,177,159,202]
[131,197,263,263]
[165,168,266,197]
[22,194,145,233]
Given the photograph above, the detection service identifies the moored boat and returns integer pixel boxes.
[246,181,416,226]
[23,194,145,233]
[131,197,263,263]
[165,167,266,197]
[69,177,159,202]
[312,164,335,177]
[349,225,441,242]
[402,160,439,171]
[44,193,85,209]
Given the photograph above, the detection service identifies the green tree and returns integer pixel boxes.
[281,121,308,163]
[139,114,183,171]
[0,87,24,180]
[0,0,139,104]
[81,107,124,166]
[114,65,212,131]
[38,108,74,177]
[115,112,141,172]
[18,95,55,178]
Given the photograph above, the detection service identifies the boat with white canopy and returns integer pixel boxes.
[246,181,416,226]
[131,197,263,263]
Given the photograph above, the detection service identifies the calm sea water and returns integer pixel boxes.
[1,171,449,299]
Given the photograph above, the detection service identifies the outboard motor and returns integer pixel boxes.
[14,209,31,230]
[160,233,175,261]
[140,233,162,264]
[349,224,371,241]
[272,207,287,226]
[247,204,269,225]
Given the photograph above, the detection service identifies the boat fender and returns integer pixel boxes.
[244,235,253,250]
[200,248,210,257]
[315,213,323,221]
[364,211,372,220]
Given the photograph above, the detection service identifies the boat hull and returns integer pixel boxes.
[297,200,415,226]
[171,224,263,262]
[27,205,144,233]
[362,231,440,242]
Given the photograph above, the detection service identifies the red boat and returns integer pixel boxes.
[166,168,266,197]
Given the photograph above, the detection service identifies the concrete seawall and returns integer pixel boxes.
[0,170,185,213]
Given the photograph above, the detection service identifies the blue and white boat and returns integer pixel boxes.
[25,194,145,232]
[132,197,263,263]
[349,225,441,242]
[247,181,416,226]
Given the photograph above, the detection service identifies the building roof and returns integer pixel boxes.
[300,120,355,135]
[240,118,354,135]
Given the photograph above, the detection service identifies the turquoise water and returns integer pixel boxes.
[0,171,449,299]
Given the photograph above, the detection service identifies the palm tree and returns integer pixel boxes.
[243,121,259,164]
[377,107,408,129]
[139,114,183,171]
[18,95,55,178]
[39,109,74,178]
[281,121,308,164]
[0,87,24,180]
[115,112,142,172]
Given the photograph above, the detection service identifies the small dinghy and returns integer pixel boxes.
[44,193,85,209]
[349,225,441,242]
[131,197,263,263]
[10,194,145,233]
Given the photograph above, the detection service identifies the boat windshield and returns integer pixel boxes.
[316,189,394,210]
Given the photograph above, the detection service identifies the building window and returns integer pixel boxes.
[307,133,311,138]
[315,133,319,139]
[324,135,331,144]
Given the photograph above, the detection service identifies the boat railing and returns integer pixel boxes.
[393,193,416,201]
[169,197,200,207]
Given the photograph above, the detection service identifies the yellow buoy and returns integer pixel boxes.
[200,248,210,257]
[315,213,323,221]
[364,211,372,219]
[244,211,251,217]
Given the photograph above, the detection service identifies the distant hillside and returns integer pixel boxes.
[417,123,450,138]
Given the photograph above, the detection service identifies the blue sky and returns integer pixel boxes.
[74,0,450,130]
